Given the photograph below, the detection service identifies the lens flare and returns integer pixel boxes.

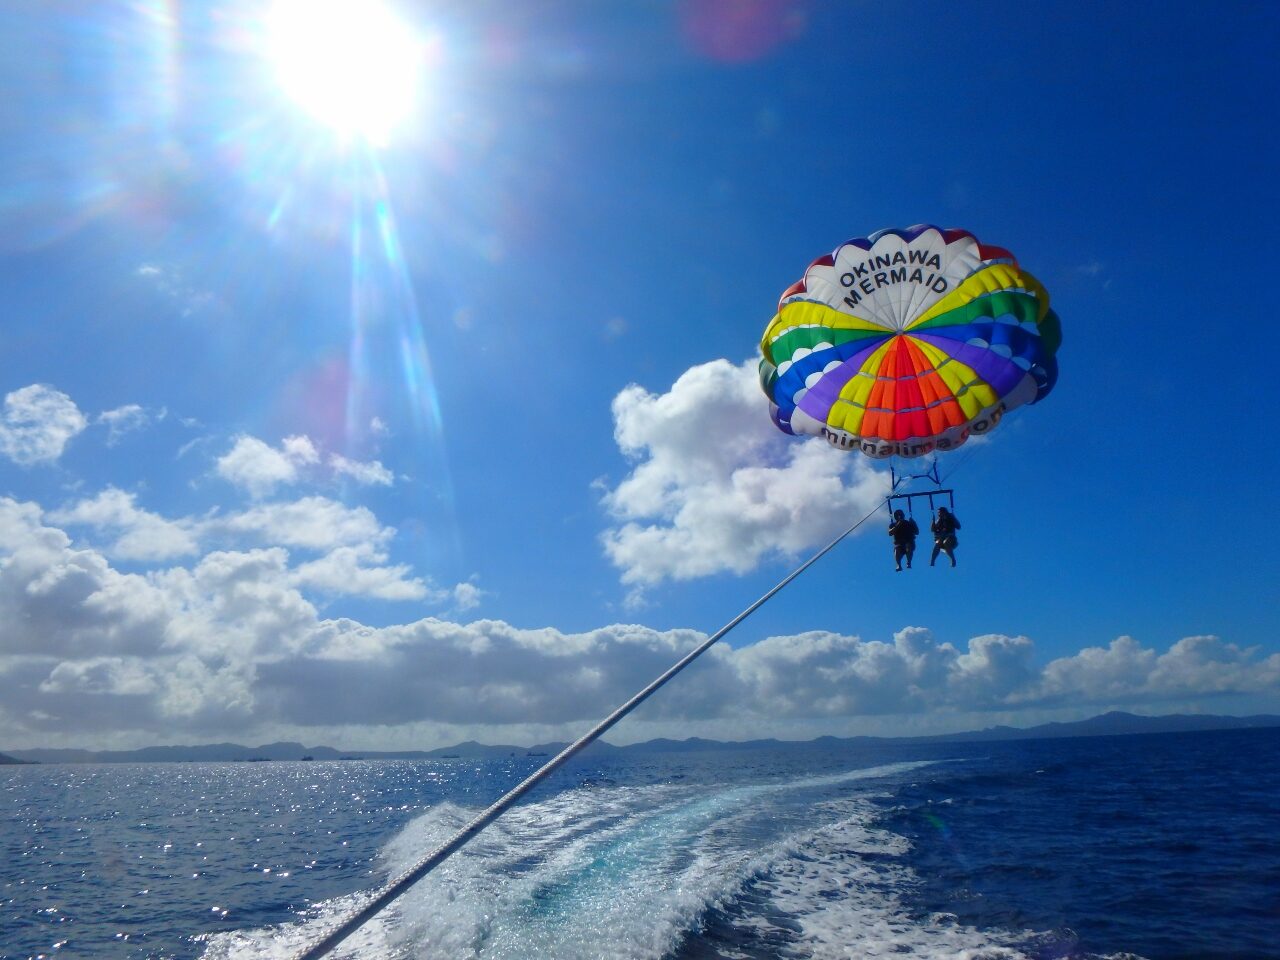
[344,147,459,560]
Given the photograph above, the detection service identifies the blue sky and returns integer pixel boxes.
[1,0,1277,750]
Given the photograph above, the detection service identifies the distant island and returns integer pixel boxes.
[4,711,1277,764]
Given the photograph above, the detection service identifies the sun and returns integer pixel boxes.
[265,0,426,146]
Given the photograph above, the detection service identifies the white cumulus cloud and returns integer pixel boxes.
[0,384,88,465]
[1035,635,1280,703]
[3,476,1276,750]
[292,545,428,601]
[97,404,163,446]
[41,485,447,608]
[216,433,399,495]
[452,580,484,612]
[599,359,886,593]
[48,488,199,562]
[0,498,172,660]
[3,500,1276,750]
[330,453,394,486]
[216,434,319,497]
[219,496,392,551]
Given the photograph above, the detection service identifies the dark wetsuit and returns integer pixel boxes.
[931,512,961,566]
[889,516,918,570]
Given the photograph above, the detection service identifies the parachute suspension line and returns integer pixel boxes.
[289,503,886,960]
[887,453,953,518]
[934,403,1029,489]
[889,455,942,494]
[889,404,1034,519]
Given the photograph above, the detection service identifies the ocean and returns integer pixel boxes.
[3,727,1277,959]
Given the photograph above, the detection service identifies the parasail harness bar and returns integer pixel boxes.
[886,487,954,517]
[289,502,886,960]
[886,456,954,517]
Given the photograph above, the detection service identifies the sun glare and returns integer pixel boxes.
[266,0,425,146]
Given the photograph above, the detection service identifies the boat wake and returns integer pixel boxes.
[199,760,1138,960]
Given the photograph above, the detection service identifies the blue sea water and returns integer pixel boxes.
[3,728,1278,959]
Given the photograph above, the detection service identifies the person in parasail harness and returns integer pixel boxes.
[888,509,919,572]
[930,506,961,567]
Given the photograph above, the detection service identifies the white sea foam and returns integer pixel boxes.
[744,797,1032,958]
[376,780,803,958]
[195,886,400,960]
[199,758,1090,960]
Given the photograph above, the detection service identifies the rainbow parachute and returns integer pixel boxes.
[760,226,1060,458]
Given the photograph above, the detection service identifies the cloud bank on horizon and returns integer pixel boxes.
[0,379,1277,750]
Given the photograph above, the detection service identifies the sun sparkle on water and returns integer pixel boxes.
[265,0,426,146]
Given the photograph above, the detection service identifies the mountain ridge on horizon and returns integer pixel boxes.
[5,710,1279,765]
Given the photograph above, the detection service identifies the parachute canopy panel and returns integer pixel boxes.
[760,226,1060,459]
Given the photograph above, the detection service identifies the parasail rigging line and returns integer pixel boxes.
[933,403,1028,490]
[288,501,885,960]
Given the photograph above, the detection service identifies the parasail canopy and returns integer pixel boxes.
[760,226,1060,458]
